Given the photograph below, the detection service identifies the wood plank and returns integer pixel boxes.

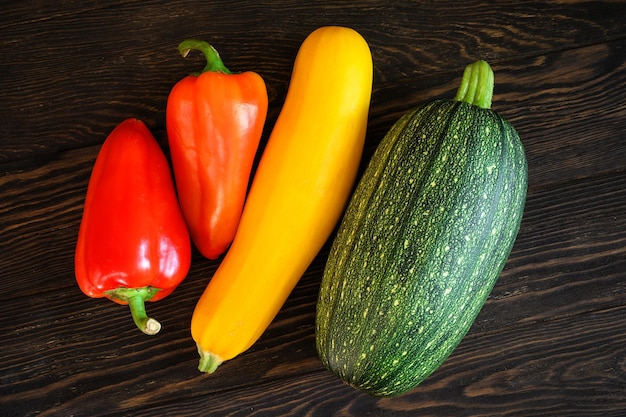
[3,301,624,416]
[366,39,626,193]
[0,1,135,29]
[2,1,626,164]
[3,38,625,297]
[474,172,626,332]
[3,38,626,185]
[1,169,623,415]
[163,305,625,417]
[2,2,625,415]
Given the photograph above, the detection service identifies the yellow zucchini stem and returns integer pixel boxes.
[197,345,223,373]
[454,60,494,109]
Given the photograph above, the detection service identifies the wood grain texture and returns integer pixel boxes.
[2,1,626,164]
[1,157,624,415]
[1,0,625,415]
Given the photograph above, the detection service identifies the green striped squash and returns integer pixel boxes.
[315,61,527,397]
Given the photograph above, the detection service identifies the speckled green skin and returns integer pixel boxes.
[315,99,527,397]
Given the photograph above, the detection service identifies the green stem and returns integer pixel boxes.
[454,60,494,109]
[105,286,161,335]
[197,344,224,373]
[177,39,232,75]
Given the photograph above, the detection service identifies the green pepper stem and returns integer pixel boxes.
[104,286,161,335]
[197,344,224,373]
[454,60,494,109]
[178,39,232,75]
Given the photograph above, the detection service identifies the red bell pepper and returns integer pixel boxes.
[166,39,268,260]
[75,118,192,335]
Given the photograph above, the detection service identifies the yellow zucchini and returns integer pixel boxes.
[190,26,373,373]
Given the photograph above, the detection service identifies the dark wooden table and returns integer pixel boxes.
[2,1,625,416]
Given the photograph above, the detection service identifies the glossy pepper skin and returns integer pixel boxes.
[166,39,268,260]
[75,118,192,335]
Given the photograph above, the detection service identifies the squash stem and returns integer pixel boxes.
[197,344,224,373]
[105,286,161,335]
[454,60,494,109]
[178,39,232,75]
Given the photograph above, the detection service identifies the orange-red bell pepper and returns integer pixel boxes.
[75,118,192,335]
[166,39,268,260]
